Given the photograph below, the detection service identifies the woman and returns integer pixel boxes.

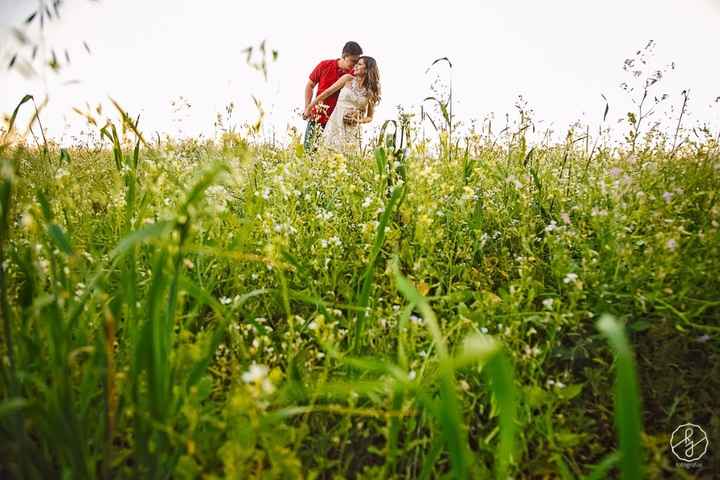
[304,56,381,152]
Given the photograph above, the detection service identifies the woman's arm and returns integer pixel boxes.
[360,102,375,124]
[305,74,353,116]
[343,101,375,126]
[317,74,353,103]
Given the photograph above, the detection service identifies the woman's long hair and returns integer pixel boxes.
[359,56,381,106]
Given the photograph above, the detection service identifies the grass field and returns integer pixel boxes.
[0,98,719,478]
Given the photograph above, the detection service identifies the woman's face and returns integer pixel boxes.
[353,59,366,76]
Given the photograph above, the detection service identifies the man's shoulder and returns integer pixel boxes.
[316,58,339,69]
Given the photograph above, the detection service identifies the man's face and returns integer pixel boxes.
[342,55,360,70]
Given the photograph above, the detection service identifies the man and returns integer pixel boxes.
[303,41,363,153]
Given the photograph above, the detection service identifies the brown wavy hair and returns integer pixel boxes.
[358,56,381,106]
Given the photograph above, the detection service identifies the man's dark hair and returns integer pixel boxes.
[342,41,363,57]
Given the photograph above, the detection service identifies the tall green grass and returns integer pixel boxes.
[596,314,644,480]
[1,91,718,478]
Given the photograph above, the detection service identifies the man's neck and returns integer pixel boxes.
[337,58,346,70]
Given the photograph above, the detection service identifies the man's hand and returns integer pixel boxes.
[303,104,315,120]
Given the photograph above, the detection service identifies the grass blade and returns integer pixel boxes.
[353,184,405,351]
[596,314,644,480]
[392,261,468,479]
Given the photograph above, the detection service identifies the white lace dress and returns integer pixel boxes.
[322,77,369,152]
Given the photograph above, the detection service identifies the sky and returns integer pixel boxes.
[1,0,720,145]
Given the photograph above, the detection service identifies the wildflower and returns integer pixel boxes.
[546,379,565,388]
[479,232,489,246]
[665,238,677,251]
[662,191,673,203]
[408,370,417,381]
[242,363,267,383]
[242,363,275,395]
[20,212,34,230]
[55,168,69,180]
[524,345,541,357]
[560,212,571,225]
[361,195,373,208]
[545,220,558,233]
[563,273,578,284]
[480,327,489,334]
[542,298,554,309]
[317,208,334,221]
[219,296,232,305]
[507,175,523,189]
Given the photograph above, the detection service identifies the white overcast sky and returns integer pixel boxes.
[1,0,719,144]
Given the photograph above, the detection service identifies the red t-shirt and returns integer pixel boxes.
[309,59,352,125]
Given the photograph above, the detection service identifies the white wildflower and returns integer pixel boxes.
[242,363,268,383]
[563,273,578,284]
[241,363,275,395]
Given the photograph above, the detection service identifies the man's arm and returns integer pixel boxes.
[303,79,317,119]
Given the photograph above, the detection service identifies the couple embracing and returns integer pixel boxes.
[302,41,381,154]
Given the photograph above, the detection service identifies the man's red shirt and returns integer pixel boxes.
[309,59,352,126]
